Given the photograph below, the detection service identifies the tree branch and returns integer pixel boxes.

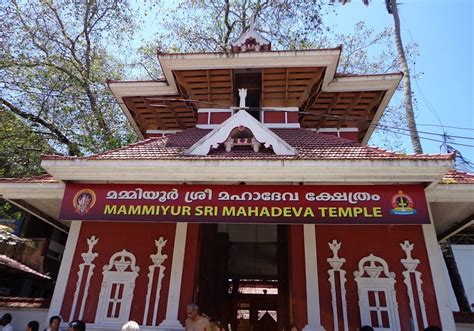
[0,98,81,156]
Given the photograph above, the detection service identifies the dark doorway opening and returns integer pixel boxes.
[234,70,262,121]
[196,224,290,331]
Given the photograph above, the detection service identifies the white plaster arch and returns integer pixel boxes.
[354,253,401,331]
[95,249,140,326]
[186,109,297,156]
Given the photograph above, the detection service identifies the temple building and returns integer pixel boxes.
[1,27,473,331]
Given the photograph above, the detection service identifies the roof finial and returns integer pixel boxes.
[230,13,271,53]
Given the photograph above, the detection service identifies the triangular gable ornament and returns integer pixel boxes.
[230,15,271,52]
[185,110,297,156]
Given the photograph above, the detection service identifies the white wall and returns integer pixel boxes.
[456,323,474,331]
[452,245,474,308]
[443,244,474,312]
[0,308,49,331]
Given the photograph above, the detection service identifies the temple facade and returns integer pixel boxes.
[1,28,473,331]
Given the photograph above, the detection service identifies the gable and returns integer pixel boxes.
[185,110,297,156]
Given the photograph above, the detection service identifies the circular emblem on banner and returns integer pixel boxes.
[390,190,416,215]
[73,189,96,215]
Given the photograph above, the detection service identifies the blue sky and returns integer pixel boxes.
[324,0,473,159]
[132,0,473,161]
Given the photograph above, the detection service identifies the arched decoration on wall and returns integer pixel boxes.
[354,254,401,331]
[224,126,262,152]
[69,235,99,322]
[400,240,428,330]
[95,249,140,325]
[143,237,169,326]
[186,109,297,156]
[327,240,348,331]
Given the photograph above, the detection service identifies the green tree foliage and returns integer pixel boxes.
[0,0,421,182]
[0,0,139,158]
[0,110,53,219]
[135,0,328,78]
[139,6,418,152]
[0,111,53,178]
[155,0,326,52]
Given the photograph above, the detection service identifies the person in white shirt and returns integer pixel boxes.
[121,321,139,331]
[1,313,13,331]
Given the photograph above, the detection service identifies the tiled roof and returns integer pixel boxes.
[0,296,50,308]
[0,254,51,279]
[0,173,58,183]
[440,169,474,184]
[42,128,453,161]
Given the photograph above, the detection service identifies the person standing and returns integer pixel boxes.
[26,321,39,331]
[67,320,85,331]
[1,314,13,331]
[185,304,211,331]
[45,316,61,331]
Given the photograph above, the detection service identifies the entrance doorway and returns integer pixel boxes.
[196,224,290,331]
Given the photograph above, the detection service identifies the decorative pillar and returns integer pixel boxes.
[302,224,326,331]
[159,223,188,330]
[143,237,169,326]
[327,240,348,331]
[400,240,428,330]
[70,235,99,321]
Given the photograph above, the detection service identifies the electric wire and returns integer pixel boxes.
[2,89,473,147]
[416,123,474,131]
[4,84,473,132]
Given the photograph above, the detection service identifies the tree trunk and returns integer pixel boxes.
[390,0,423,153]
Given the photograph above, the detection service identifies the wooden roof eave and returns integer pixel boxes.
[323,74,402,144]
[108,49,401,140]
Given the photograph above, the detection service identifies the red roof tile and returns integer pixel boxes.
[0,255,51,279]
[43,128,453,162]
[441,169,474,184]
[0,174,58,183]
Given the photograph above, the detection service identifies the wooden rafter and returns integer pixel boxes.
[125,98,151,132]
[309,92,342,129]
[207,70,211,102]
[142,97,166,130]
[174,69,233,108]
[299,73,325,121]
[230,70,234,106]
[364,91,385,119]
[338,92,363,129]
[295,67,324,108]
